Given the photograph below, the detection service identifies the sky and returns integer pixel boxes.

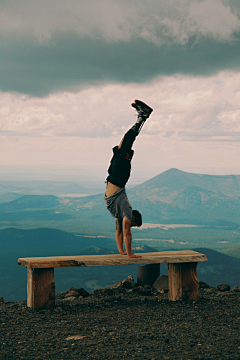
[1,0,240,180]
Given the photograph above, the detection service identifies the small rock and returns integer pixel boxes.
[122,276,134,289]
[55,291,67,300]
[65,291,79,297]
[92,288,113,296]
[62,296,77,302]
[77,288,90,297]
[143,284,151,290]
[137,286,152,296]
[217,284,230,292]
[153,275,169,292]
[67,287,78,293]
[105,295,121,302]
[198,281,211,289]
[106,281,123,295]
[65,335,86,341]
[158,289,168,294]
[0,297,4,303]
[78,296,83,299]
[127,288,138,294]
[205,288,216,293]
[232,286,239,292]
[108,280,122,289]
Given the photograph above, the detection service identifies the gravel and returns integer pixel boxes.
[1,289,240,359]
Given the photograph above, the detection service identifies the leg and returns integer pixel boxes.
[137,264,160,286]
[106,130,136,188]
[115,218,127,255]
[168,263,199,301]
[118,99,153,149]
[168,263,182,301]
[106,100,153,188]
[131,99,153,133]
[27,268,55,310]
[118,129,137,150]
[181,262,199,300]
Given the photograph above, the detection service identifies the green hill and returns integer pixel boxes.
[193,247,240,287]
[219,243,240,259]
[0,194,59,210]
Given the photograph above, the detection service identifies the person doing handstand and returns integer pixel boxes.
[104,100,153,258]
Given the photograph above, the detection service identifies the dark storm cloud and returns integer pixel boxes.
[1,32,240,96]
[1,0,240,96]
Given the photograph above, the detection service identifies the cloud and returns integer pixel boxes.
[1,0,239,43]
[1,0,240,95]
[0,71,240,143]
[1,32,240,96]
[0,0,133,42]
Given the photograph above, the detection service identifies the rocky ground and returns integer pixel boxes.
[1,277,240,360]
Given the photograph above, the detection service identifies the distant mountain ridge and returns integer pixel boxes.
[0,180,102,203]
[135,168,240,197]
[0,168,240,227]
[127,168,240,225]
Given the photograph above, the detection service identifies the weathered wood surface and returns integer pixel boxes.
[27,268,55,310]
[18,250,208,269]
[168,262,199,301]
[181,262,199,300]
[168,263,182,301]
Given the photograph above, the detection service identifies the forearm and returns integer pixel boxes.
[124,233,132,255]
[122,217,141,258]
[116,231,124,253]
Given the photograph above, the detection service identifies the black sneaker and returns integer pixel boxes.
[131,99,153,118]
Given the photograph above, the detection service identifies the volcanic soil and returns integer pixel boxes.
[1,289,240,359]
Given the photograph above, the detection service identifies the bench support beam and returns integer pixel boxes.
[27,268,55,310]
[168,262,199,301]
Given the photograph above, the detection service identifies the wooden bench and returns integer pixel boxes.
[18,250,208,310]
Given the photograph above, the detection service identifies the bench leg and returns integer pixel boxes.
[27,268,55,310]
[137,264,160,287]
[168,262,199,301]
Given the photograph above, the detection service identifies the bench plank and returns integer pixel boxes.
[18,250,207,268]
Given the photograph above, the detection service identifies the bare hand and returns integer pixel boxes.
[128,253,142,258]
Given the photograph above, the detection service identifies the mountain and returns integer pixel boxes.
[127,168,240,225]
[73,168,240,225]
[0,180,102,201]
[219,243,240,259]
[57,183,97,194]
[0,227,115,253]
[0,192,23,203]
[0,195,59,210]
[135,168,240,197]
[1,168,240,231]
